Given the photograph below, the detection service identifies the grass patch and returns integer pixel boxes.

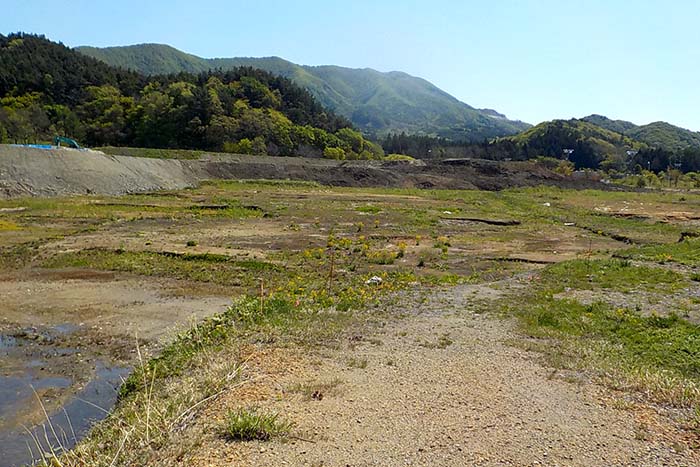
[98,146,205,160]
[618,238,700,267]
[0,219,21,231]
[0,194,261,222]
[541,258,686,293]
[503,254,700,410]
[187,202,264,219]
[0,242,38,270]
[44,249,282,288]
[219,407,291,441]
[121,271,413,397]
[366,249,397,265]
[355,205,382,214]
[517,296,700,380]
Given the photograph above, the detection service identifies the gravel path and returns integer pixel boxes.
[188,284,698,467]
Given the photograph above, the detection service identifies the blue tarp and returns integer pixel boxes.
[11,144,55,149]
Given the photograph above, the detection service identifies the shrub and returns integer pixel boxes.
[323,147,346,160]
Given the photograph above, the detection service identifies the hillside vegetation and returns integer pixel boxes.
[76,43,530,141]
[504,119,643,169]
[582,115,700,152]
[498,119,700,172]
[5,33,700,173]
[628,121,700,152]
[0,34,382,159]
[384,118,700,174]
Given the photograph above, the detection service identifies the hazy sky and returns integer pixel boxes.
[4,0,700,129]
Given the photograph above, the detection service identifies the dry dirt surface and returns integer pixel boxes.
[170,283,698,467]
[0,145,604,198]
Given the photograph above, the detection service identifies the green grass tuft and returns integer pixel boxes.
[220,407,291,441]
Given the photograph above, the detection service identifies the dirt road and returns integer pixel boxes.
[173,282,697,467]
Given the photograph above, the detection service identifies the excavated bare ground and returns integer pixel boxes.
[0,146,607,199]
[156,283,699,467]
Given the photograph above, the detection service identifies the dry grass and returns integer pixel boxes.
[38,332,247,466]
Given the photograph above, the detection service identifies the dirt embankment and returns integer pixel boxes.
[0,146,603,198]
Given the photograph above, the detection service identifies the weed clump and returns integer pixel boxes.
[366,249,397,265]
[220,407,291,441]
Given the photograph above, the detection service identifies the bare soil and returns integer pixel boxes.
[0,146,606,198]
[156,282,699,467]
[1,181,697,466]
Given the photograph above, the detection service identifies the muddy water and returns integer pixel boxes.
[0,275,231,466]
[0,325,129,467]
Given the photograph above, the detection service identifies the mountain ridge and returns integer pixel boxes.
[581,114,700,152]
[76,43,530,141]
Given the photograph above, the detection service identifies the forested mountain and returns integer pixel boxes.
[5,33,698,173]
[0,33,382,159]
[495,119,700,172]
[383,119,700,173]
[627,122,700,153]
[503,119,643,169]
[582,115,700,152]
[580,115,638,136]
[76,43,530,141]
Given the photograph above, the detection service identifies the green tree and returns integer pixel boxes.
[78,85,133,145]
[323,147,345,160]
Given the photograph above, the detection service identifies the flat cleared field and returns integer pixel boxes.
[1,182,700,466]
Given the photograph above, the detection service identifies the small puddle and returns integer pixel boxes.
[0,323,131,467]
[0,364,130,467]
[53,323,79,335]
[0,334,17,351]
[0,374,72,421]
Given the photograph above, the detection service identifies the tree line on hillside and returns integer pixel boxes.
[382,131,601,166]
[383,127,700,174]
[0,33,383,159]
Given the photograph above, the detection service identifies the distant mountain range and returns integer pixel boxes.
[508,118,642,154]
[76,43,530,141]
[505,116,700,157]
[581,115,700,153]
[500,116,700,171]
[506,115,700,158]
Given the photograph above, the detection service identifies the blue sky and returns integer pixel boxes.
[4,0,700,129]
